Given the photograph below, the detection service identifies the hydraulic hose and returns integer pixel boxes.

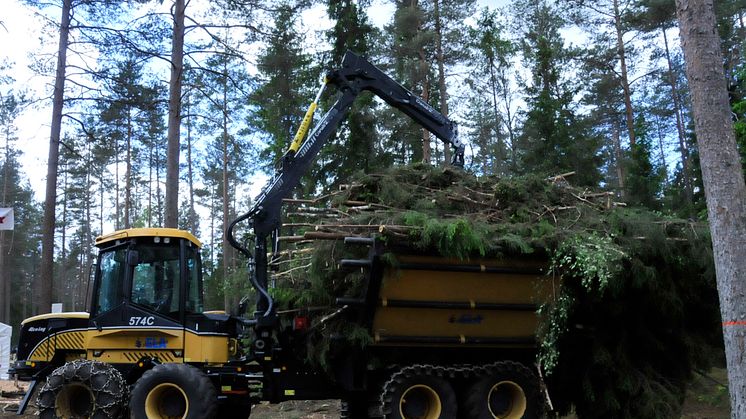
[226,210,274,318]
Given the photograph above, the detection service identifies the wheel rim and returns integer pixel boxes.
[145,382,190,419]
[55,383,94,418]
[399,384,442,419]
[487,381,527,419]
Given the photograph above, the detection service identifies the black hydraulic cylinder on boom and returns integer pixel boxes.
[226,50,463,356]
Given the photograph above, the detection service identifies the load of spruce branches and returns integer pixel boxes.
[270,163,721,418]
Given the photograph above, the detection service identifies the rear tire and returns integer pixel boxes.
[37,359,128,419]
[129,363,217,419]
[382,369,457,419]
[464,361,543,419]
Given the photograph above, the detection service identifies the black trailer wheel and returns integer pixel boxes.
[37,359,128,419]
[382,371,457,419]
[129,363,217,419]
[464,362,543,419]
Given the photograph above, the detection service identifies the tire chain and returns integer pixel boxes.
[373,361,526,419]
[37,359,129,419]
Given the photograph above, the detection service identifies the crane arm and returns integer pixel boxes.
[227,51,463,322]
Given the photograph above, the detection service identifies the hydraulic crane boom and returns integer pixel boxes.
[227,51,463,329]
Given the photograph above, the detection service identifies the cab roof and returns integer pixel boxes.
[95,228,201,248]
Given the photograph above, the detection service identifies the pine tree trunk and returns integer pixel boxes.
[185,95,197,234]
[500,69,517,172]
[0,133,8,323]
[433,0,451,164]
[676,2,746,417]
[613,0,636,147]
[165,0,186,228]
[83,142,93,309]
[612,120,626,195]
[39,0,72,315]
[60,164,68,308]
[125,110,132,229]
[662,27,694,206]
[148,144,154,227]
[1,232,7,322]
[222,60,233,312]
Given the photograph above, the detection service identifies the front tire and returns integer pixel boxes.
[37,359,128,419]
[129,363,217,419]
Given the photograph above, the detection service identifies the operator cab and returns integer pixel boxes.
[93,228,204,325]
[88,228,237,366]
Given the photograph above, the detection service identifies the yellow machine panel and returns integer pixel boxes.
[27,330,87,362]
[183,331,230,364]
[374,308,538,338]
[85,328,185,364]
[371,256,556,347]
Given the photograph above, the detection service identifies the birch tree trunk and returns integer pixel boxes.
[165,0,185,228]
[676,1,746,417]
[39,0,72,314]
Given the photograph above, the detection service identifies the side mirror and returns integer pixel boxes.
[127,250,140,267]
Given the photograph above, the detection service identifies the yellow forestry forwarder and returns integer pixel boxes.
[11,51,554,419]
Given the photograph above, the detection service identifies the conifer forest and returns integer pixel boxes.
[2,0,746,417]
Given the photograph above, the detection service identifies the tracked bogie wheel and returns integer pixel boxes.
[37,359,128,419]
[463,361,543,419]
[129,363,217,419]
[381,366,457,419]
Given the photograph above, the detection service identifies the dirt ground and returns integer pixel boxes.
[0,369,731,418]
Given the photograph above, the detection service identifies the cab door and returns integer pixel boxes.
[86,240,185,365]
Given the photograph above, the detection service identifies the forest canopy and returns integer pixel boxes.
[0,0,741,415]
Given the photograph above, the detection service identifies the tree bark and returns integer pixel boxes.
[125,110,132,229]
[60,163,68,308]
[414,0,431,165]
[433,0,451,164]
[662,26,694,207]
[39,0,73,315]
[185,95,197,234]
[0,128,9,323]
[612,119,626,196]
[613,0,636,147]
[675,1,746,417]
[165,0,186,228]
[221,55,234,313]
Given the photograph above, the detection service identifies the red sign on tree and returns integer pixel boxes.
[0,208,13,230]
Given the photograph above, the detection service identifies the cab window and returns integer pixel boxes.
[130,244,180,319]
[185,245,203,313]
[96,248,126,314]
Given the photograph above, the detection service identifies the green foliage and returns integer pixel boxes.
[401,211,487,259]
[625,115,665,208]
[554,233,625,293]
[278,165,719,417]
[515,0,602,186]
[250,3,316,170]
[540,211,719,418]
